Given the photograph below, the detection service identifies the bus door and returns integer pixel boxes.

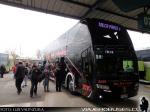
[81,47,92,83]
[81,47,93,96]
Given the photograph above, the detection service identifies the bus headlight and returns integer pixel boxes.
[99,95,103,99]
[96,84,110,90]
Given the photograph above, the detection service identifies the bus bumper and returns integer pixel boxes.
[94,88,138,100]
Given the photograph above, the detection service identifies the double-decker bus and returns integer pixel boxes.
[45,18,139,100]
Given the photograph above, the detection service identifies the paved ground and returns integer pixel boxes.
[0,73,95,107]
[0,73,45,106]
[0,73,150,112]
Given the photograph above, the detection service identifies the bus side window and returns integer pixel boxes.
[85,62,89,73]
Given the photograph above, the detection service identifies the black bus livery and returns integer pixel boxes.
[45,18,139,100]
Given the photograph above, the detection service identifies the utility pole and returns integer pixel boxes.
[19,45,21,57]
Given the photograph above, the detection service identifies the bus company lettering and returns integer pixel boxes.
[82,84,92,96]
[51,49,66,58]
[82,84,91,91]
[98,22,121,31]
[97,80,107,84]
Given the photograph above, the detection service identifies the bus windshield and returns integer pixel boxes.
[96,58,116,74]
[96,58,135,75]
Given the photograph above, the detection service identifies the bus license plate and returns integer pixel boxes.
[120,94,128,99]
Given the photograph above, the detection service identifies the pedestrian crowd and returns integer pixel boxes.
[12,57,66,98]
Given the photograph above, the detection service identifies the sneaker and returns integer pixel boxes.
[17,90,21,95]
[17,91,20,95]
[34,92,37,96]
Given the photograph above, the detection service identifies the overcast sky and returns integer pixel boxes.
[0,4,150,58]
[0,4,78,58]
[128,31,150,50]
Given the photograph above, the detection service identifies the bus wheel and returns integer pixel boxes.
[68,78,74,94]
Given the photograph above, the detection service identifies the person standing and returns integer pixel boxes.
[22,63,29,87]
[55,57,66,92]
[14,62,25,95]
[30,64,41,98]
[43,66,50,92]
[0,64,6,78]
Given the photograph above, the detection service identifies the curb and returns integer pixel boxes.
[139,80,150,85]
[144,85,150,89]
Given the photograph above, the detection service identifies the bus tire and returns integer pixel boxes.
[68,77,74,94]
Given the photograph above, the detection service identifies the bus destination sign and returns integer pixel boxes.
[98,22,121,31]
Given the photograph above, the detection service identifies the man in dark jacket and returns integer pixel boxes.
[56,57,66,92]
[140,97,149,112]
[0,65,6,78]
[15,62,25,95]
[30,64,41,98]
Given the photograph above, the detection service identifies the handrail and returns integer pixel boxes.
[81,46,91,56]
[65,61,72,73]
[65,56,82,77]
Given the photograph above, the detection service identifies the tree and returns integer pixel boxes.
[5,50,19,65]
[11,51,19,64]
[36,49,42,59]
